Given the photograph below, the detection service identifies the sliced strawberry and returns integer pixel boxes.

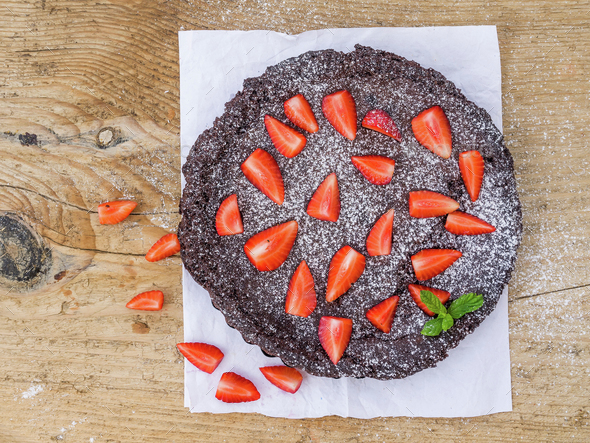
[366,209,394,257]
[215,372,260,403]
[318,316,352,365]
[126,290,164,311]
[408,284,451,316]
[259,366,303,394]
[241,148,284,205]
[445,211,496,235]
[244,221,298,272]
[326,246,366,302]
[177,342,224,374]
[284,94,319,133]
[366,295,399,333]
[216,194,244,236]
[264,115,307,158]
[408,190,459,218]
[351,155,396,185]
[459,150,485,202]
[285,260,317,317]
[411,105,452,159]
[361,109,402,141]
[411,249,462,281]
[145,233,181,262]
[98,200,137,225]
[306,173,340,222]
[322,90,357,140]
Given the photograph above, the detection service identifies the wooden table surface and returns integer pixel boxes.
[1,1,589,441]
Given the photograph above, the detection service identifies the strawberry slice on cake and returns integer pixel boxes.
[307,173,340,222]
[366,209,394,257]
[361,109,401,141]
[408,284,451,316]
[241,148,285,205]
[459,150,485,202]
[322,90,357,140]
[264,115,307,158]
[216,194,244,236]
[326,246,365,302]
[411,249,462,281]
[411,105,452,159]
[318,316,353,365]
[409,191,459,218]
[285,260,317,317]
[284,94,319,133]
[351,155,396,185]
[445,211,496,235]
[366,295,400,333]
[244,221,298,272]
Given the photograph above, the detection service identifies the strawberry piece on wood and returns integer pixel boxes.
[98,200,137,225]
[145,233,181,262]
[126,290,164,311]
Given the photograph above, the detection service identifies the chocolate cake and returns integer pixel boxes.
[179,45,522,380]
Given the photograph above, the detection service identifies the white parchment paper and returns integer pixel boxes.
[179,26,512,418]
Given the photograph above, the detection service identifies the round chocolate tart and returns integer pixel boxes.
[179,45,522,380]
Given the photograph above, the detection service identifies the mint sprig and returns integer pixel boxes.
[420,291,484,337]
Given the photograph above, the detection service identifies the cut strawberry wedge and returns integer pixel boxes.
[409,190,459,218]
[408,284,451,316]
[259,366,303,394]
[361,109,402,141]
[264,115,307,158]
[322,90,357,140]
[326,246,366,302]
[241,148,285,205]
[366,295,400,333]
[351,155,396,185]
[216,194,244,236]
[285,260,317,317]
[126,290,164,311]
[98,200,137,225]
[366,209,394,257]
[318,316,353,365]
[459,150,485,202]
[244,221,298,272]
[284,94,319,133]
[411,105,452,159]
[306,173,340,222]
[445,211,496,235]
[177,342,224,374]
[145,233,181,262]
[215,372,260,403]
[411,249,462,281]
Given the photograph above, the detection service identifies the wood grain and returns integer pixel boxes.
[0,0,589,441]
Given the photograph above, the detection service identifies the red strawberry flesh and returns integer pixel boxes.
[216,194,244,236]
[306,172,340,222]
[361,109,402,141]
[322,90,357,140]
[264,115,307,158]
[409,190,459,218]
[326,246,366,302]
[285,260,317,317]
[126,290,164,311]
[411,105,452,159]
[215,372,260,403]
[284,94,319,133]
[98,200,137,225]
[145,233,181,262]
[260,366,303,394]
[351,155,395,186]
[366,295,399,333]
[459,150,485,202]
[411,249,462,281]
[445,211,496,235]
[241,148,285,205]
[318,316,352,365]
[177,342,224,374]
[244,221,298,272]
[366,209,394,256]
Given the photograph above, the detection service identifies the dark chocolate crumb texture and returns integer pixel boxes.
[179,45,522,380]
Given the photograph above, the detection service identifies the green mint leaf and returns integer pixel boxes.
[442,314,454,331]
[420,290,447,315]
[421,317,443,336]
[448,293,484,319]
